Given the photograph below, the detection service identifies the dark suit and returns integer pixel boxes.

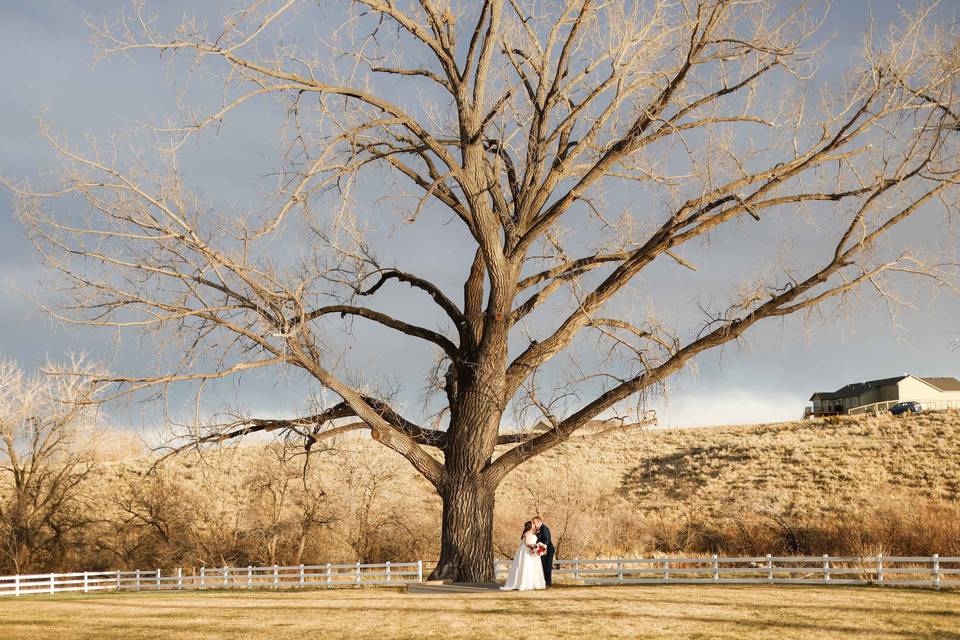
[536,524,555,586]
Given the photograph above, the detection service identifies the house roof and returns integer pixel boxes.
[810,375,960,401]
[920,377,960,392]
[810,376,906,401]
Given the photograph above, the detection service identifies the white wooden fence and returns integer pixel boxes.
[496,555,960,589]
[0,561,423,597]
[848,399,960,416]
[2,555,957,596]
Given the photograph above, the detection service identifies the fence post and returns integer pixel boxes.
[767,554,773,583]
[223,566,228,589]
[876,554,883,583]
[417,560,423,583]
[156,569,161,590]
[385,561,391,584]
[822,554,830,582]
[327,563,333,588]
[299,564,305,588]
[135,569,141,592]
[933,554,941,591]
[273,565,279,589]
[247,566,253,590]
[355,562,361,586]
[663,559,669,581]
[14,575,19,597]
[617,560,624,583]
[83,571,89,594]
[177,567,183,590]
[200,566,206,590]
[116,570,121,592]
[49,573,55,595]
[712,555,719,583]
[574,558,581,582]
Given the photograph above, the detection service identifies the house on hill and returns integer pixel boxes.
[807,375,960,417]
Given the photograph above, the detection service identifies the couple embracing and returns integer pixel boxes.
[500,515,555,591]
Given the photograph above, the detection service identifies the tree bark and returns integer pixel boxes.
[429,329,510,582]
[430,474,495,582]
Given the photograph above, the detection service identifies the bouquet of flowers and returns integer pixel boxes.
[528,542,547,557]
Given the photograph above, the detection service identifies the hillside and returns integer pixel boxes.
[491,410,960,556]
[9,410,960,575]
[503,409,960,516]
[145,409,960,558]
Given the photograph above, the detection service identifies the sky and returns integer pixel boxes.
[1,0,958,433]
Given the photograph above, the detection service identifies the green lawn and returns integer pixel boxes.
[0,585,957,639]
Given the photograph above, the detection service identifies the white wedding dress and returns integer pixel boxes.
[500,531,546,591]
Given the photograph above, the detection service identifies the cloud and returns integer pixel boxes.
[654,389,806,428]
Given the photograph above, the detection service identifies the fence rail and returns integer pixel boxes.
[1,555,956,596]
[0,561,423,597]
[496,555,959,589]
[848,399,960,416]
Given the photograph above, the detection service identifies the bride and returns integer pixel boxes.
[500,521,546,591]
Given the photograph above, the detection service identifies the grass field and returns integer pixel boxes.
[0,585,958,640]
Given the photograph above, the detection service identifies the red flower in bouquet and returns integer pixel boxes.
[527,542,547,556]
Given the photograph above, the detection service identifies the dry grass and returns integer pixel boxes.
[7,410,960,573]
[508,409,960,517]
[494,409,960,557]
[0,585,958,640]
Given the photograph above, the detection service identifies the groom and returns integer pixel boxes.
[532,516,555,587]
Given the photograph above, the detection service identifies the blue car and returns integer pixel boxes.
[890,401,921,416]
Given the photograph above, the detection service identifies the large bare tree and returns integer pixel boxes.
[6,0,960,580]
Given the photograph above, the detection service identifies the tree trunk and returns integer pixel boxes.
[429,325,510,583]
[429,474,496,582]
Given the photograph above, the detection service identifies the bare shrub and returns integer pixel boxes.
[0,358,101,573]
[244,442,339,566]
[91,465,201,570]
[2,409,959,572]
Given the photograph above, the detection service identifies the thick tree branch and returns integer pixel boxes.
[159,396,448,460]
[359,268,466,330]
[487,174,959,483]
[301,304,458,359]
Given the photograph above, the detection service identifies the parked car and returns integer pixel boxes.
[889,401,922,416]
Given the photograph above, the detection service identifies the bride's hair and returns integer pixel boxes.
[521,521,533,537]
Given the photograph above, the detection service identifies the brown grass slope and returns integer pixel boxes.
[8,411,960,574]
[493,410,960,557]
[513,410,960,514]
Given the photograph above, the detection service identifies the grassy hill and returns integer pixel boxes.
[492,410,960,557]
[509,409,960,514]
[15,410,960,575]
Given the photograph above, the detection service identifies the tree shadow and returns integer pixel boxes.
[618,445,752,500]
